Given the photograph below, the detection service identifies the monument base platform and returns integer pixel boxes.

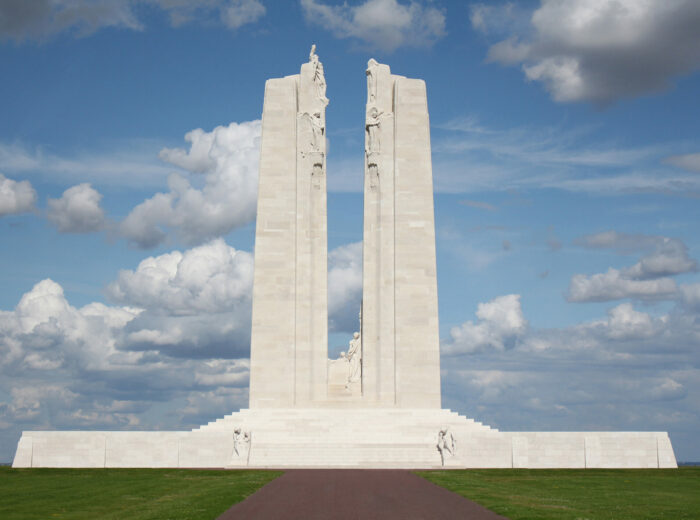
[12,408,676,469]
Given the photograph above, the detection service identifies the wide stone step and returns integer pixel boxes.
[248,443,443,467]
[207,425,489,432]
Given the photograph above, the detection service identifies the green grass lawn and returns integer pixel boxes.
[0,467,281,520]
[417,468,700,520]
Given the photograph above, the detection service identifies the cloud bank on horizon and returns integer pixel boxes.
[1,0,699,462]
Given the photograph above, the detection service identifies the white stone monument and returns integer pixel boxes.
[12,49,677,469]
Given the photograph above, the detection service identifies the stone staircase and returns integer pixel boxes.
[192,408,497,468]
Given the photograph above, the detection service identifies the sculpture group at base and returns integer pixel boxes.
[12,47,677,469]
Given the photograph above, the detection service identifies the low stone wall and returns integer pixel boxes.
[454,432,676,469]
[12,431,234,468]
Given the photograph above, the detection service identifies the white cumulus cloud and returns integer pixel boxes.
[443,294,527,354]
[604,303,657,340]
[221,0,266,29]
[1,278,140,371]
[120,120,261,248]
[625,240,697,280]
[47,183,106,233]
[107,238,253,315]
[107,239,254,359]
[568,232,697,302]
[328,241,363,333]
[0,173,36,216]
[300,0,446,53]
[474,0,700,103]
[568,268,677,302]
[0,243,255,461]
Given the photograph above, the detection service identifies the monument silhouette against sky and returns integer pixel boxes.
[13,49,677,469]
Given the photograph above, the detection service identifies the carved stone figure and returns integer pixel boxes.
[366,58,379,104]
[299,112,324,154]
[310,111,324,151]
[309,44,328,107]
[365,106,382,155]
[347,331,362,383]
[232,427,251,458]
[437,427,455,466]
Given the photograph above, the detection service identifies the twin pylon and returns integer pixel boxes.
[249,48,441,409]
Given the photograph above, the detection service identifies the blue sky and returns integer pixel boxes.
[1,0,699,462]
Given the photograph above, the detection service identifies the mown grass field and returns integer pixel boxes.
[418,467,700,520]
[2,466,699,519]
[0,467,281,520]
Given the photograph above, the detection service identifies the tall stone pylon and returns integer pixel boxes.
[249,46,329,407]
[361,59,442,408]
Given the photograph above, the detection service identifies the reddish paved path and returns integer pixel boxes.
[217,470,508,519]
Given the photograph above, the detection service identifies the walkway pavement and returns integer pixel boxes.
[217,469,508,519]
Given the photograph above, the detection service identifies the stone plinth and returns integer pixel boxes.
[13,410,676,469]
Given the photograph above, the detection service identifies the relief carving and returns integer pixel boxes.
[365,59,384,192]
[366,58,378,104]
[365,107,382,155]
[309,44,329,108]
[347,331,362,384]
[231,427,252,465]
[299,113,323,187]
[437,427,456,466]
[365,106,382,192]
[300,112,324,154]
